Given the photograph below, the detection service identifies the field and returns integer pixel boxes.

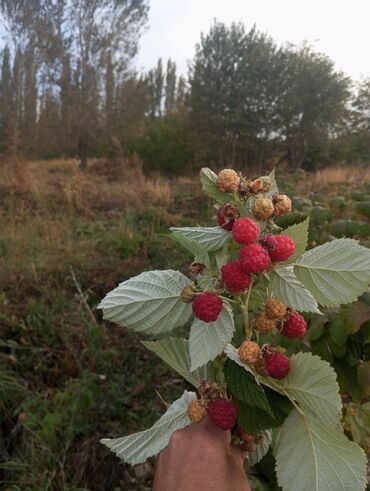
[1,159,369,490]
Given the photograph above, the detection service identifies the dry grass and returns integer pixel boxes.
[310,165,370,188]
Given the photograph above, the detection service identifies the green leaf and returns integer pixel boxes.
[294,238,370,307]
[270,266,321,314]
[273,352,341,428]
[169,232,210,265]
[224,359,273,416]
[99,270,192,335]
[101,391,196,465]
[283,217,310,263]
[264,387,293,425]
[248,430,272,467]
[328,319,347,346]
[142,338,215,388]
[275,410,367,491]
[224,344,259,378]
[189,303,235,371]
[237,400,278,432]
[170,226,231,252]
[199,167,233,202]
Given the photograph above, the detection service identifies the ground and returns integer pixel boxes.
[0,158,369,490]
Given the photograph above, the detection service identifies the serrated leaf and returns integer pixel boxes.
[283,217,310,263]
[248,430,272,467]
[101,391,196,465]
[224,359,273,415]
[273,352,342,428]
[99,270,192,335]
[264,168,279,198]
[270,266,321,314]
[237,400,278,432]
[275,410,367,491]
[294,238,370,307]
[142,338,215,387]
[189,303,235,370]
[224,344,258,379]
[199,167,233,202]
[170,232,210,265]
[170,226,231,252]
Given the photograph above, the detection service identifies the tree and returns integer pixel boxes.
[165,59,177,114]
[275,45,351,170]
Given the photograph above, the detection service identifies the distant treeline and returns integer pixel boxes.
[0,1,369,172]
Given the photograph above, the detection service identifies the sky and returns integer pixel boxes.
[137,0,370,80]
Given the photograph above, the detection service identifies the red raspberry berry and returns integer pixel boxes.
[239,243,271,273]
[232,218,259,244]
[207,399,237,430]
[221,261,252,294]
[192,292,222,322]
[281,312,307,338]
[264,234,295,262]
[264,352,290,379]
[216,203,240,231]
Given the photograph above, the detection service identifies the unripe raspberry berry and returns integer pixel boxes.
[216,203,240,231]
[180,284,196,303]
[265,298,287,320]
[239,243,271,273]
[264,234,295,262]
[216,169,240,193]
[273,194,292,216]
[232,217,259,245]
[264,352,290,379]
[281,311,307,338]
[252,197,274,220]
[238,341,260,365]
[188,400,207,423]
[207,399,237,430]
[221,261,252,294]
[237,427,256,452]
[249,179,263,193]
[188,261,207,277]
[254,356,267,376]
[254,313,276,333]
[192,292,222,322]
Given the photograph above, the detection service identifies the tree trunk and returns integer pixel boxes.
[78,136,88,171]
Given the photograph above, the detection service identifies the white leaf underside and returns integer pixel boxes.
[270,266,321,314]
[294,238,370,307]
[283,217,310,263]
[98,270,192,335]
[142,338,215,387]
[248,429,272,467]
[275,410,367,491]
[169,226,231,252]
[189,303,235,371]
[101,391,196,465]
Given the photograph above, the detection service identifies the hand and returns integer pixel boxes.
[153,417,251,491]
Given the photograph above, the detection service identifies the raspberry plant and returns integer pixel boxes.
[99,168,370,491]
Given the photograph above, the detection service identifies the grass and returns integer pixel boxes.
[0,158,369,490]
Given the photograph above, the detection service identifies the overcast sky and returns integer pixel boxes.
[137,0,370,80]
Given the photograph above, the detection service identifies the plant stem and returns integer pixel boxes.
[239,278,254,339]
[220,295,238,305]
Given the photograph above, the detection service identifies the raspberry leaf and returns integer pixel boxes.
[142,338,215,387]
[170,231,210,265]
[282,217,310,263]
[170,226,231,252]
[224,359,274,416]
[101,391,196,465]
[200,167,233,202]
[98,270,192,335]
[294,238,370,307]
[263,168,279,198]
[189,303,235,370]
[269,352,342,428]
[248,429,273,467]
[236,400,279,432]
[275,410,367,491]
[224,344,258,379]
[270,266,321,314]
